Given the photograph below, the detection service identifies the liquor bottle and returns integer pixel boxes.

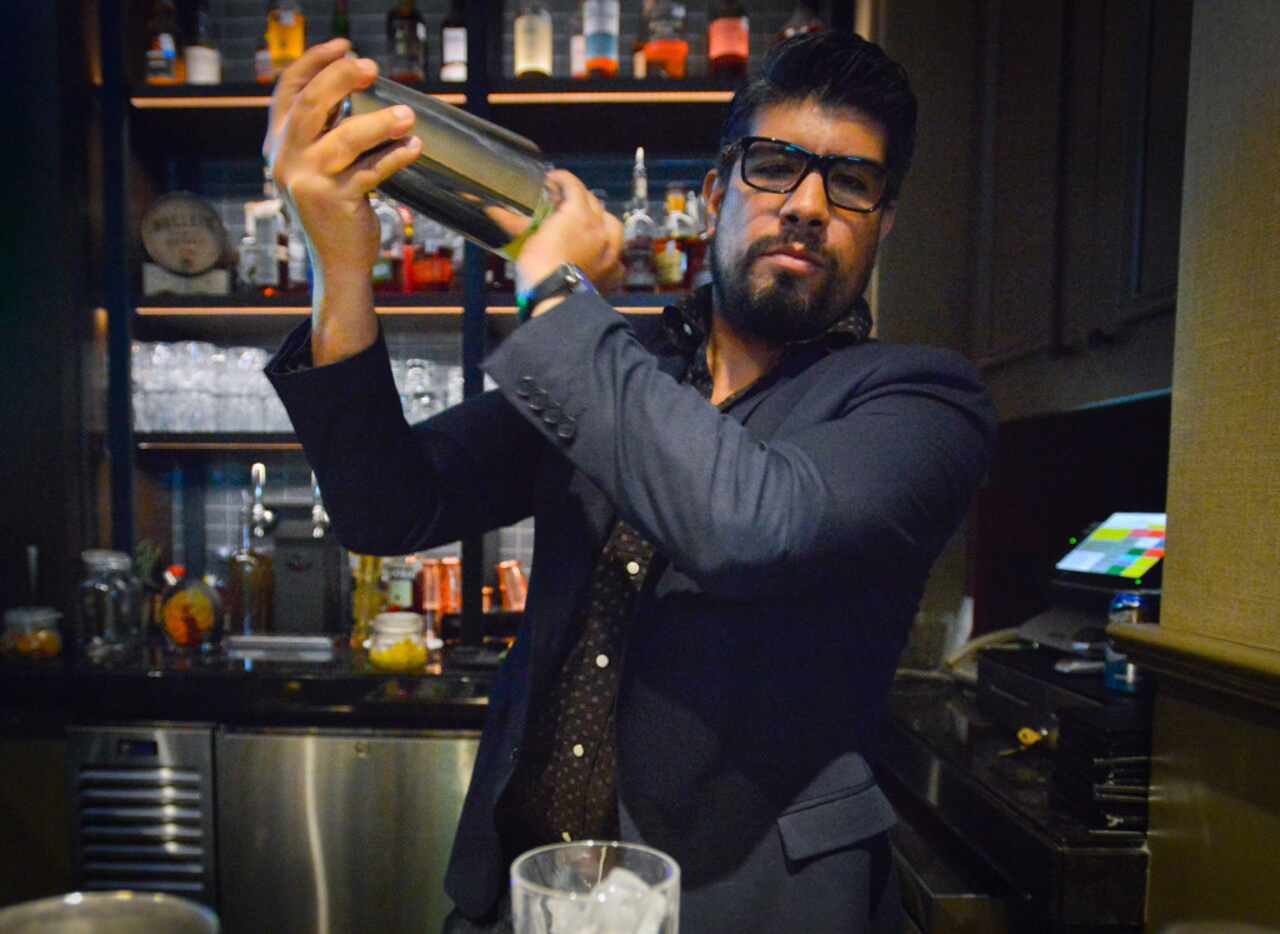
[632,16,648,78]
[683,188,710,288]
[266,0,306,79]
[370,194,406,291]
[144,0,184,85]
[350,554,386,650]
[582,0,620,78]
[513,0,553,79]
[654,185,693,292]
[778,0,824,42]
[254,37,274,84]
[622,147,658,291]
[387,0,428,82]
[226,463,275,636]
[440,0,468,82]
[708,0,749,80]
[332,0,356,50]
[185,0,222,85]
[643,0,689,80]
[569,13,586,79]
[243,167,287,292]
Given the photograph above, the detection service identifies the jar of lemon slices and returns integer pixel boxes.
[369,612,428,673]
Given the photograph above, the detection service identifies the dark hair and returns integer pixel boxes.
[717,32,918,202]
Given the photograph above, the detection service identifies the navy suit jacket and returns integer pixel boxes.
[268,292,996,932]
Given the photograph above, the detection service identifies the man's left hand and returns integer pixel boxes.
[515,170,625,300]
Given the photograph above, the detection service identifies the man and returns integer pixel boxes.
[265,30,996,933]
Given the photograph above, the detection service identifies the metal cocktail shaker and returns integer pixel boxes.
[343,78,553,258]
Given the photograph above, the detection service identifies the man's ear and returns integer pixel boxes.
[702,168,726,234]
[878,203,897,244]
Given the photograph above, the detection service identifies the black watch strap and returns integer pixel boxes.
[516,264,588,322]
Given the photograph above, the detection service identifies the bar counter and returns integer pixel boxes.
[0,643,495,730]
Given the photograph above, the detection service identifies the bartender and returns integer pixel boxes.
[264,30,996,934]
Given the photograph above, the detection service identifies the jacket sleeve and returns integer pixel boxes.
[265,320,541,556]
[483,293,997,599]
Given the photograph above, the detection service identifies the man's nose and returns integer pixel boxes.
[780,169,830,230]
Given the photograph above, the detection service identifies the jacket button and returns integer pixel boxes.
[541,404,562,427]
[510,746,520,762]
[529,389,550,412]
[516,376,536,398]
[556,417,577,441]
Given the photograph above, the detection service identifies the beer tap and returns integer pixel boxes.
[310,472,331,539]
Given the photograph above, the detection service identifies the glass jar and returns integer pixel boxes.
[158,567,222,653]
[78,550,143,663]
[368,611,428,673]
[2,607,63,659]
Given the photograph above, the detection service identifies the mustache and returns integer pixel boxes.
[745,233,833,268]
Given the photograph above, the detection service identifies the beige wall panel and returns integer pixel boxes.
[1147,691,1280,930]
[1162,0,1280,649]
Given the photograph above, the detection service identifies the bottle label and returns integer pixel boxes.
[583,0,620,35]
[387,579,413,610]
[514,15,552,75]
[185,46,222,85]
[709,16,749,60]
[584,33,617,63]
[442,27,467,65]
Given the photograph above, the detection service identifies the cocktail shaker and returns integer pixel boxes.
[343,78,553,258]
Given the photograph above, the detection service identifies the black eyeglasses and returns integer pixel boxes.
[727,136,890,213]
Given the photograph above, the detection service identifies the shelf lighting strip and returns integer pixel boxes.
[137,441,303,452]
[487,90,733,105]
[136,306,465,316]
[130,94,466,109]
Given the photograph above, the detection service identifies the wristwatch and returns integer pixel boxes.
[515,263,591,322]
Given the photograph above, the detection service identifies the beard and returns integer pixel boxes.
[709,231,865,345]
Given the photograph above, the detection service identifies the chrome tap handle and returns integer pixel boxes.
[310,472,331,539]
[250,462,276,538]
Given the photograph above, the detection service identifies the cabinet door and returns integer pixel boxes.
[1058,0,1192,351]
[216,729,480,934]
[971,0,1067,365]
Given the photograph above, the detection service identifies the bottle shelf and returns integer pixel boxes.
[129,82,466,109]
[135,433,301,454]
[486,78,738,106]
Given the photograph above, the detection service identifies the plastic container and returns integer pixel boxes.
[79,550,142,662]
[1,607,63,659]
[368,611,428,672]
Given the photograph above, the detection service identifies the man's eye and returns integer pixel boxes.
[752,159,798,178]
[831,170,870,192]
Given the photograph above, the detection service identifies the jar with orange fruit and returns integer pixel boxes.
[158,565,222,653]
[1,607,63,660]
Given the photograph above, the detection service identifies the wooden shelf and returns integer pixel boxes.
[130,82,465,109]
[136,433,301,454]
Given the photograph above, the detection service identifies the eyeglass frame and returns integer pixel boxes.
[723,136,892,214]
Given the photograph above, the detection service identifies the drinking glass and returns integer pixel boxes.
[511,841,680,934]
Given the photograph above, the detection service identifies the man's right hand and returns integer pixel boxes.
[263,39,423,365]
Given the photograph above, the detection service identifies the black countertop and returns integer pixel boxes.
[873,677,1148,931]
[0,642,497,731]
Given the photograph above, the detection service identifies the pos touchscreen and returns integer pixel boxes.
[1053,511,1167,590]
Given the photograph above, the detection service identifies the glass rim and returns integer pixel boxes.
[510,839,681,899]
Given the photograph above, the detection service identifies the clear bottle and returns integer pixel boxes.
[441,0,468,82]
[266,0,307,79]
[643,0,688,79]
[226,463,274,636]
[778,0,824,42]
[623,146,658,291]
[370,194,406,290]
[383,555,422,611]
[144,0,184,85]
[582,0,620,78]
[387,0,428,82]
[514,0,553,79]
[708,0,749,80]
[684,188,710,289]
[632,14,648,78]
[185,0,222,85]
